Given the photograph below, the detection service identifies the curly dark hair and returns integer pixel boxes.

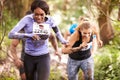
[31,0,50,15]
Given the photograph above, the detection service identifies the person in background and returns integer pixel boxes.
[64,16,88,40]
[8,0,67,80]
[62,21,97,80]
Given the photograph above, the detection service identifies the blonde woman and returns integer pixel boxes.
[62,21,96,80]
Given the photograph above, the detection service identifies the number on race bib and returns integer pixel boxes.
[33,22,50,40]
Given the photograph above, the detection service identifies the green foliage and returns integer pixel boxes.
[0,66,18,80]
[49,67,67,80]
[0,10,18,60]
[0,77,16,80]
[49,69,61,80]
[94,47,120,80]
[110,20,120,51]
[0,10,18,44]
[94,20,120,79]
[0,77,15,80]
[47,0,87,31]
[1,10,18,34]
[0,51,7,61]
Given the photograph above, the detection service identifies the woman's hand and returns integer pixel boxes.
[98,39,103,48]
[14,58,23,69]
[54,51,61,61]
[80,41,88,49]
[32,34,41,40]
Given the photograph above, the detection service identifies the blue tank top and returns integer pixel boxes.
[69,24,77,34]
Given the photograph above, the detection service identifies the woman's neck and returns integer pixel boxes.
[82,36,91,43]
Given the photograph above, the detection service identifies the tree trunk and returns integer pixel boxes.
[0,0,4,21]
[98,14,114,44]
[97,0,114,44]
[118,3,120,21]
[21,0,33,17]
[63,0,69,11]
[5,0,33,18]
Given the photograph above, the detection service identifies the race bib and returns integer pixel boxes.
[81,42,92,51]
[33,22,50,40]
[33,22,50,35]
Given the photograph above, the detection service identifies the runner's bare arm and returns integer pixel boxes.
[92,25,103,47]
[10,39,23,68]
[62,31,85,54]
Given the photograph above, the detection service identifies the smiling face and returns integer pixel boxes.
[33,7,46,24]
[81,28,92,37]
[77,21,92,37]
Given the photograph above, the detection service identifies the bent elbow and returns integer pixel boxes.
[62,49,70,54]
[8,32,14,39]
[8,33,12,39]
[61,49,66,54]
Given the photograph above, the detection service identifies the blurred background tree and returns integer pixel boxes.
[1,0,119,44]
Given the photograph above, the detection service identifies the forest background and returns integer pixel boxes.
[0,0,120,80]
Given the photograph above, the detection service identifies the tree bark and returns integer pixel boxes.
[5,0,33,18]
[98,14,114,44]
[21,0,33,17]
[96,0,114,44]
[0,0,4,21]
[118,3,120,21]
